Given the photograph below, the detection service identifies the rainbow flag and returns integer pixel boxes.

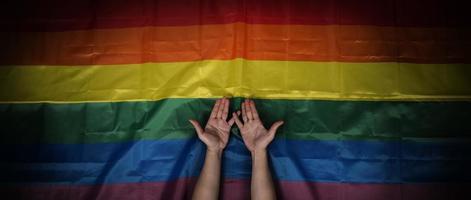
[1,0,470,199]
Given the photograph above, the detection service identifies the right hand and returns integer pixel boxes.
[189,98,237,153]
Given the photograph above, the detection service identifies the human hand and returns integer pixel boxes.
[189,98,237,153]
[232,99,284,154]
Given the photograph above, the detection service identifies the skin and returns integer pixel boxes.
[190,98,283,200]
[189,98,236,200]
[233,99,284,200]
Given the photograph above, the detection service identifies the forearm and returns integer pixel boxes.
[192,150,222,200]
[251,149,276,200]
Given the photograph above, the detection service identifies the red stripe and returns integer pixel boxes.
[1,0,468,31]
[4,179,469,200]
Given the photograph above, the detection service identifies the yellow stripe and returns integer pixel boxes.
[1,59,470,103]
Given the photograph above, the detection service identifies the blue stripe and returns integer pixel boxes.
[1,137,470,185]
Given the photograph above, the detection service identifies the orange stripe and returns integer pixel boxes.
[1,23,469,65]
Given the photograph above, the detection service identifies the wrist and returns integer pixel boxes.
[206,148,223,158]
[250,148,267,158]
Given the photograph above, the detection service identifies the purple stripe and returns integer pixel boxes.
[3,179,469,200]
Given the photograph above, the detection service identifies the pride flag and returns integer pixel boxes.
[1,0,470,199]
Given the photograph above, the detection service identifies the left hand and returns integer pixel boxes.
[232,99,284,154]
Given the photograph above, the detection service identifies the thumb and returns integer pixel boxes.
[189,119,204,137]
[268,121,284,135]
[232,112,244,128]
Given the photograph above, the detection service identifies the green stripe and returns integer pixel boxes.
[1,98,470,144]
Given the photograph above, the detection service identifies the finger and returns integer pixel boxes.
[227,110,239,126]
[189,120,204,137]
[241,102,248,122]
[222,98,229,120]
[268,121,284,135]
[227,116,235,126]
[232,112,244,128]
[209,99,220,119]
[216,98,225,119]
[249,100,260,120]
[245,99,254,120]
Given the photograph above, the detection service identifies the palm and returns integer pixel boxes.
[233,100,284,153]
[201,118,231,150]
[189,98,236,152]
[239,120,271,152]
